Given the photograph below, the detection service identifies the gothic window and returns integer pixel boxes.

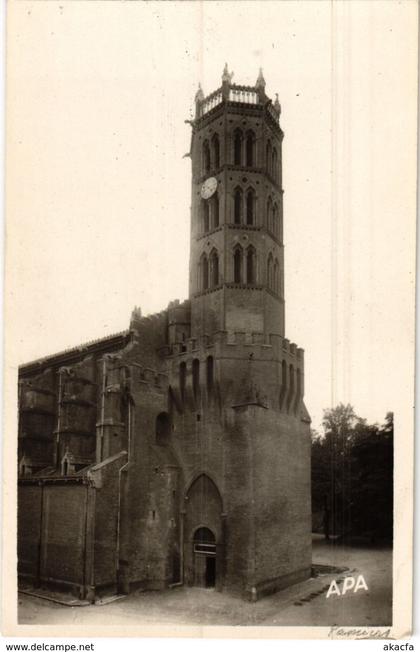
[212,192,219,229]
[203,141,211,174]
[272,147,278,182]
[246,246,256,285]
[246,188,255,225]
[267,196,273,232]
[289,364,295,396]
[200,252,209,290]
[246,131,255,167]
[272,202,279,237]
[179,362,186,402]
[234,129,243,166]
[282,360,287,387]
[156,412,171,446]
[209,249,219,288]
[266,140,272,176]
[267,253,273,290]
[202,200,210,233]
[192,359,200,400]
[274,258,279,294]
[206,355,214,392]
[234,187,242,224]
[197,259,201,292]
[212,134,220,169]
[233,246,243,283]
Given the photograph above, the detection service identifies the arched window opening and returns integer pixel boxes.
[234,188,242,224]
[194,527,215,544]
[192,359,200,400]
[197,259,201,292]
[179,362,187,402]
[203,141,211,174]
[193,526,216,560]
[246,247,256,285]
[234,129,242,166]
[272,147,278,181]
[267,254,273,290]
[206,355,214,392]
[272,203,279,237]
[266,141,272,176]
[234,247,242,283]
[156,412,171,446]
[246,131,255,167]
[200,253,209,290]
[279,358,287,409]
[202,200,210,233]
[282,360,287,387]
[209,249,219,288]
[212,134,220,169]
[267,197,273,232]
[246,189,255,225]
[274,258,279,294]
[289,365,295,396]
[212,193,219,229]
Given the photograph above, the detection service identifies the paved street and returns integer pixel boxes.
[18,536,392,628]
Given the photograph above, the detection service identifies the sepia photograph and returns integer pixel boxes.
[3,0,417,640]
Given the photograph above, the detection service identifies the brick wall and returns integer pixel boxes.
[18,484,43,580]
[40,484,88,590]
[90,454,128,591]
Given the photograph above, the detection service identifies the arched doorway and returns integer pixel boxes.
[184,474,223,589]
[193,527,216,588]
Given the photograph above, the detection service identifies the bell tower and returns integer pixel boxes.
[188,65,284,339]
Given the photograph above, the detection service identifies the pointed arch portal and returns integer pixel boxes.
[184,473,223,589]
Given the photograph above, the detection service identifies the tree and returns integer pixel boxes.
[311,406,393,542]
[350,412,393,541]
[322,404,357,537]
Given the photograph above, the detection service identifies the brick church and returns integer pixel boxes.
[18,66,312,602]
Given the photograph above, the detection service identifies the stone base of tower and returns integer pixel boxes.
[220,402,312,602]
[243,567,312,602]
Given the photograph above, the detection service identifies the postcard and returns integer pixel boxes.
[3,0,417,641]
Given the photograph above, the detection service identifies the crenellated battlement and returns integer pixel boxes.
[165,327,305,418]
[130,306,168,332]
[165,328,305,415]
[166,330,303,362]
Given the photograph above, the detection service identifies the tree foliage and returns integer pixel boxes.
[311,404,393,542]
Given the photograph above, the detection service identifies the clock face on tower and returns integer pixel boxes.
[201,177,218,200]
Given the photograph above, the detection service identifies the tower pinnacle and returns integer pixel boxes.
[222,63,233,84]
[256,67,266,89]
[195,84,204,103]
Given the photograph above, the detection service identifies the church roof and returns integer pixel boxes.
[19,329,131,377]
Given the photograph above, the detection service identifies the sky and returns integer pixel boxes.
[6,0,417,431]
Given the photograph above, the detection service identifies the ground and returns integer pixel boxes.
[18,536,392,628]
